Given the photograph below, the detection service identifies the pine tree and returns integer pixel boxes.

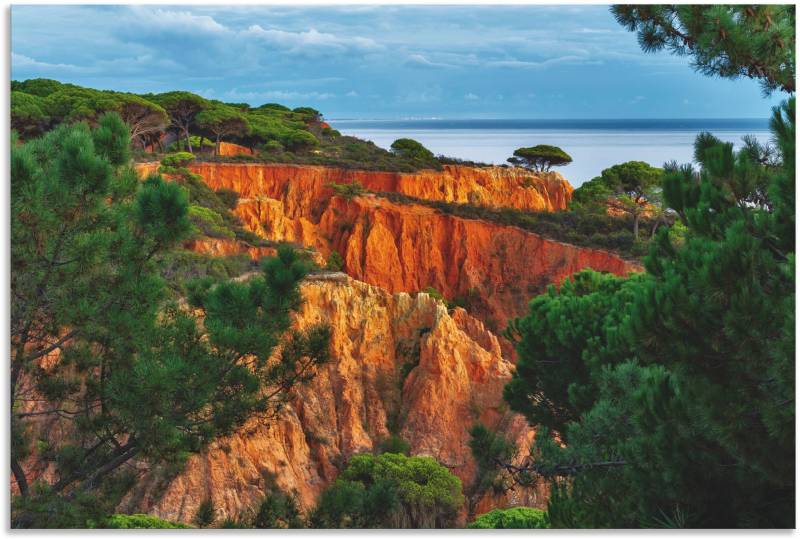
[11,115,330,527]
[504,99,795,528]
[502,6,795,527]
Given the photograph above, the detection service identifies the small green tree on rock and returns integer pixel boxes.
[571,160,663,240]
[390,138,435,161]
[599,161,662,240]
[508,145,572,172]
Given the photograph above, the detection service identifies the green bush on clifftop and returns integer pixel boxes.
[468,508,549,529]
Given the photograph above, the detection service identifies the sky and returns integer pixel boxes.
[11,4,781,119]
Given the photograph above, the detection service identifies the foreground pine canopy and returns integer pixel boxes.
[502,4,796,528]
[10,114,330,528]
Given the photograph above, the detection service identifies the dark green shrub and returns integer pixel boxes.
[377,435,411,456]
[398,359,419,388]
[193,498,216,528]
[215,188,239,209]
[284,130,319,152]
[468,423,515,494]
[420,286,444,302]
[161,251,254,296]
[328,181,367,199]
[162,151,195,167]
[251,490,305,528]
[12,488,111,529]
[220,518,248,528]
[311,453,464,528]
[188,205,235,239]
[326,251,345,271]
[311,480,370,528]
[391,138,434,161]
[468,507,549,529]
[261,140,284,153]
[103,514,189,529]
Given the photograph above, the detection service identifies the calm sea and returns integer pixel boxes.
[329,119,772,186]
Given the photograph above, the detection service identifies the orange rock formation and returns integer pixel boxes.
[114,161,641,524]
[187,162,572,212]
[122,274,547,524]
[18,162,641,525]
[175,163,638,328]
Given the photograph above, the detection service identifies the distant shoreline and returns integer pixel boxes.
[331,118,773,185]
[330,118,771,129]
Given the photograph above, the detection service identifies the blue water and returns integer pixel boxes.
[330,119,772,186]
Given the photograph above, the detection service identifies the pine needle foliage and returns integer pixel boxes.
[11,114,330,527]
[611,5,795,94]
[504,99,795,528]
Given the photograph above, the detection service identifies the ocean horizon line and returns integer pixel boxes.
[329,117,771,122]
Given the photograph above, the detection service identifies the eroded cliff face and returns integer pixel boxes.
[117,161,640,524]
[182,163,637,329]
[187,162,572,212]
[134,161,635,327]
[321,195,637,328]
[121,275,547,524]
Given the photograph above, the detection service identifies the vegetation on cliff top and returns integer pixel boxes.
[507,145,573,172]
[11,79,447,172]
[571,160,666,241]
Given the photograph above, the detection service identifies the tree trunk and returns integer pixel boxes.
[633,213,640,241]
[11,458,29,497]
[215,135,221,157]
[184,125,193,154]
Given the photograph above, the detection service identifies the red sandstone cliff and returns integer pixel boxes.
[171,163,637,328]
[121,275,547,524]
[135,162,571,212]
[186,162,572,212]
[112,161,641,524]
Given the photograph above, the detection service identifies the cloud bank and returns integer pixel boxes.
[11,5,777,118]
